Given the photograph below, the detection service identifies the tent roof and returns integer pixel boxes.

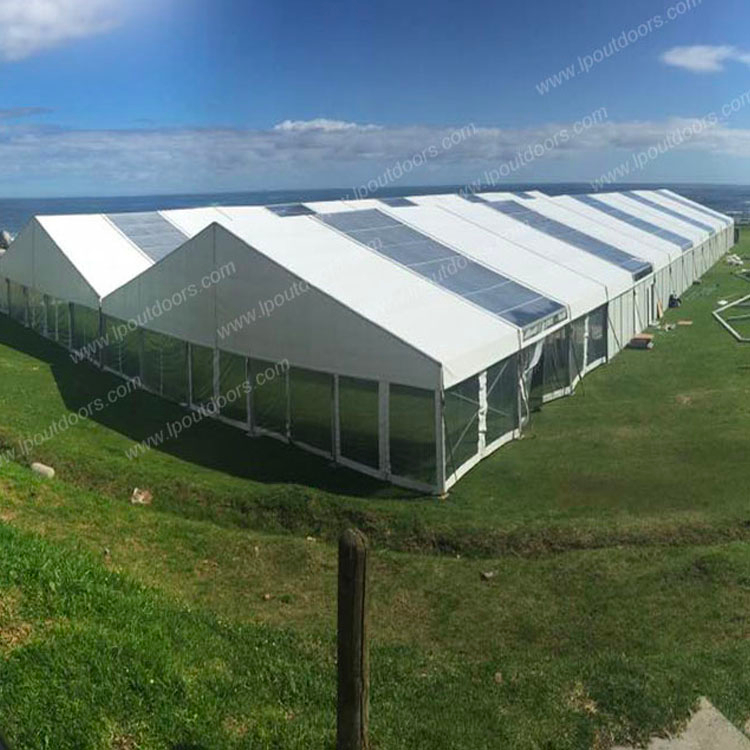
[37,215,154,299]
[2,189,731,384]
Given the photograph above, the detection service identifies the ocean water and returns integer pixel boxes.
[0,182,748,236]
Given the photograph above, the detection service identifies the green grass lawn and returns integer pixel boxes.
[1,232,750,748]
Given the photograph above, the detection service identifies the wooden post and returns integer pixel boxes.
[337,528,369,750]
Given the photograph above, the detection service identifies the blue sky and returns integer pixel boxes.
[0,0,749,196]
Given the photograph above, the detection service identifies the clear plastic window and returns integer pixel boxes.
[444,376,480,475]
[587,306,607,365]
[161,334,188,404]
[250,358,287,436]
[44,296,57,340]
[56,300,71,349]
[121,325,141,379]
[486,355,519,443]
[219,350,248,424]
[542,327,570,396]
[339,376,379,469]
[71,304,100,358]
[289,367,333,453]
[389,384,436,486]
[27,288,45,334]
[190,343,215,407]
[102,316,124,372]
[8,281,26,325]
[569,317,586,382]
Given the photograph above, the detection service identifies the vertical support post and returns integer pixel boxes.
[213,347,220,403]
[434,387,446,495]
[337,529,369,750]
[187,343,194,407]
[477,370,488,457]
[378,381,389,478]
[333,374,341,461]
[245,355,253,434]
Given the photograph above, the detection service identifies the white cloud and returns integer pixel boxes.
[660,45,750,73]
[273,118,382,133]
[1,114,750,194]
[0,0,122,61]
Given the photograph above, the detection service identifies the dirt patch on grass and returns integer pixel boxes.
[0,621,32,651]
[0,588,32,652]
[110,735,138,750]
[568,681,598,716]
[676,394,693,406]
[223,716,249,739]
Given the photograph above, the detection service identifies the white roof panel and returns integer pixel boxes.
[599,193,709,244]
[36,214,153,298]
[543,194,688,258]
[634,190,727,233]
[489,192,676,271]
[409,193,633,297]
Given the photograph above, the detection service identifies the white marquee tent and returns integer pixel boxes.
[0,189,734,493]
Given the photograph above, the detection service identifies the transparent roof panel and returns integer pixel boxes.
[107,212,189,262]
[624,192,714,234]
[318,208,566,331]
[572,195,694,252]
[460,192,487,203]
[482,199,653,281]
[656,190,732,227]
[379,197,416,207]
[512,192,536,200]
[266,203,317,217]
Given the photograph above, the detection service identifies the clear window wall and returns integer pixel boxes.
[542,326,570,397]
[338,376,380,470]
[27,288,45,334]
[71,304,100,358]
[219,350,248,424]
[8,281,26,325]
[250,358,287,436]
[486,354,519,444]
[190,343,215,407]
[289,366,333,454]
[444,376,480,477]
[587,305,607,365]
[569,317,586,382]
[389,384,436,486]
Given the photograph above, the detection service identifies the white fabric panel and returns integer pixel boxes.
[0,222,35,287]
[32,221,102,308]
[160,207,233,237]
[105,229,217,345]
[39,215,152,297]
[638,191,726,233]
[0,220,100,308]
[547,195,684,261]
[600,194,709,245]
[408,193,632,298]
[490,192,673,273]
[658,190,733,229]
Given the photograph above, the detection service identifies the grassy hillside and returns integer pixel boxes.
[1,231,750,748]
[2,239,750,557]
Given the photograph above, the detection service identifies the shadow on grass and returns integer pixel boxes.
[0,317,417,502]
